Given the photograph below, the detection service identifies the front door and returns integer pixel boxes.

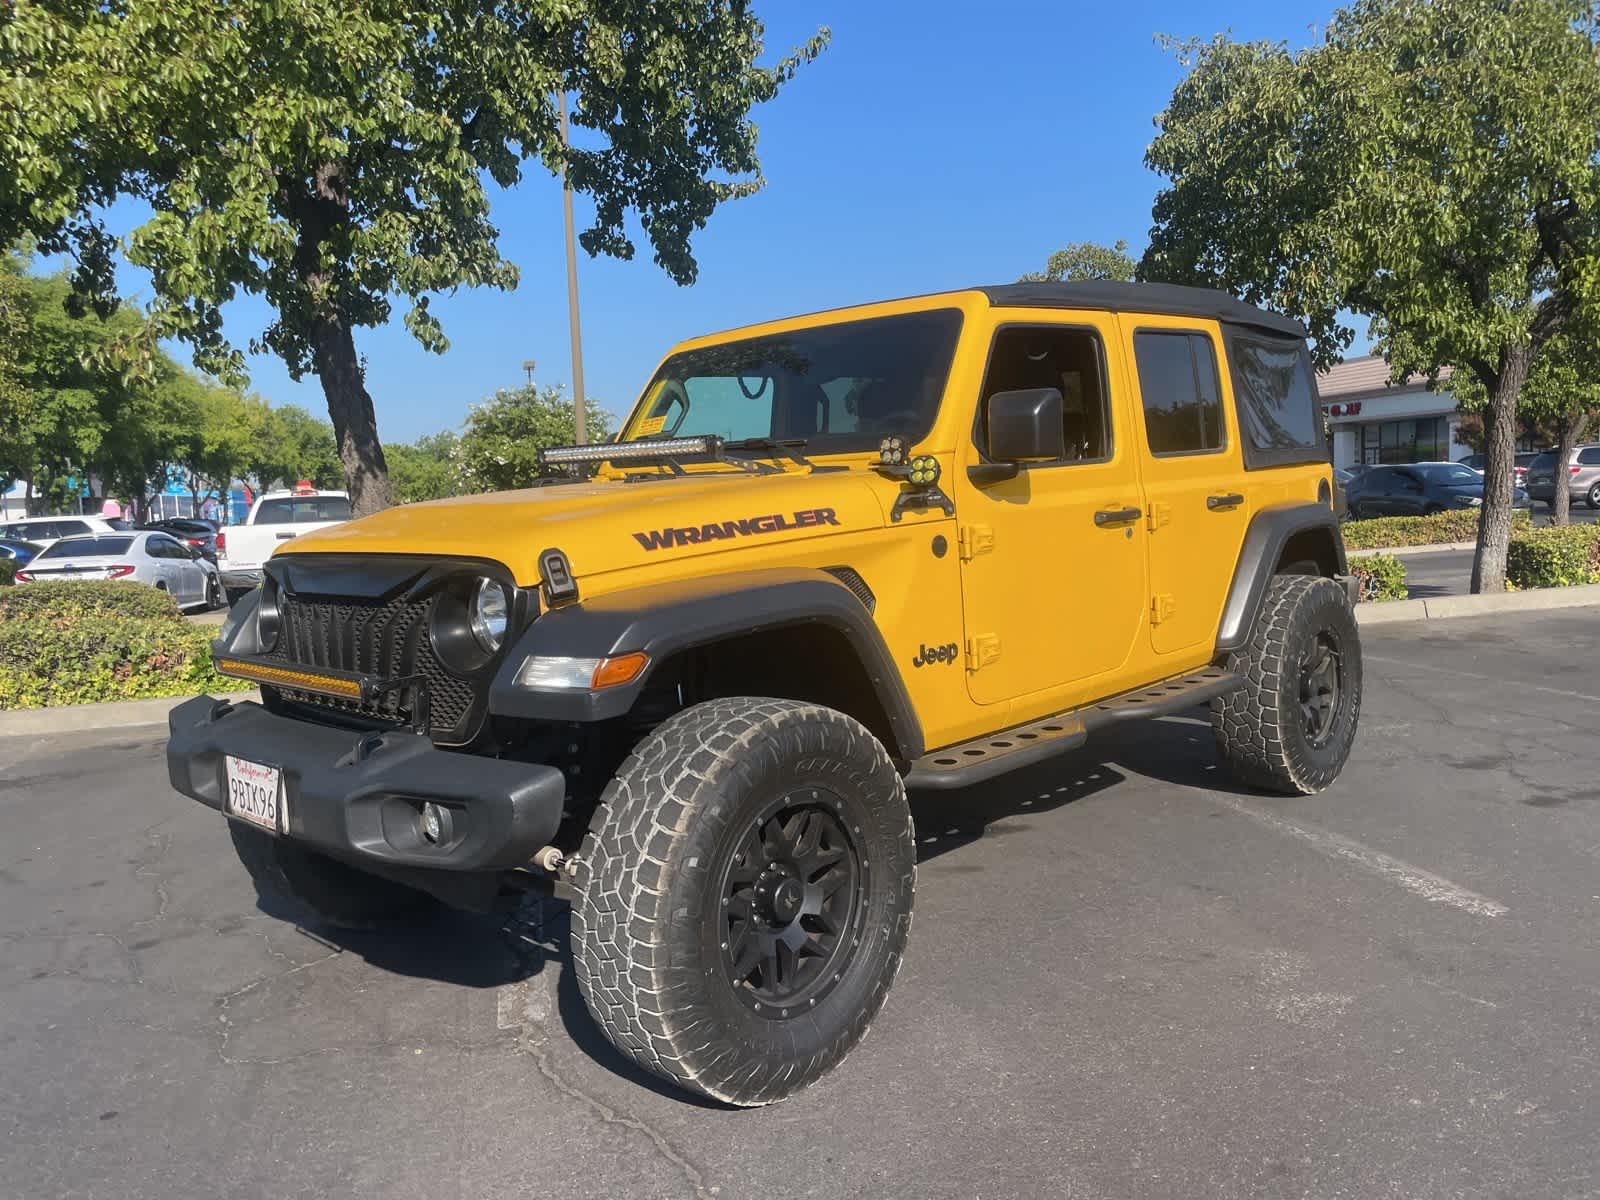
[954,315,1149,708]
[1125,319,1251,659]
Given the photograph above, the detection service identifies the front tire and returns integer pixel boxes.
[228,822,436,929]
[571,697,915,1107]
[1587,482,1600,510]
[1212,575,1362,795]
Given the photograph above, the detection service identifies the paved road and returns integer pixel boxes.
[1394,548,1475,599]
[4,612,1599,1199]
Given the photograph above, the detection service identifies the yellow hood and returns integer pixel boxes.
[275,468,890,585]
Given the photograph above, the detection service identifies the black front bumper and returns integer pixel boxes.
[167,695,566,873]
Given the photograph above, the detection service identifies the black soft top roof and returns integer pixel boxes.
[978,281,1306,339]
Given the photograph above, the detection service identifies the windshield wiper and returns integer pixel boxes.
[720,437,846,474]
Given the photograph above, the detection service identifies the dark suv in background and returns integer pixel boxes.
[1525,445,1600,510]
[1346,462,1532,518]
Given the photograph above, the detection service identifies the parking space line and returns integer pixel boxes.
[1364,654,1600,704]
[1208,790,1509,918]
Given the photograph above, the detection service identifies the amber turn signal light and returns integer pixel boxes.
[591,652,650,690]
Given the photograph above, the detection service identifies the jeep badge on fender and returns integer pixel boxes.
[169,281,1359,1108]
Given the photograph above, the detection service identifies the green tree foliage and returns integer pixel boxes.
[457,385,611,493]
[1,3,827,518]
[1141,0,1600,593]
[386,432,461,504]
[246,404,344,494]
[1019,240,1137,283]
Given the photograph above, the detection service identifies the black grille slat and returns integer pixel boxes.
[267,587,479,740]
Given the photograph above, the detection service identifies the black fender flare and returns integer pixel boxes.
[1215,502,1348,655]
[488,567,924,759]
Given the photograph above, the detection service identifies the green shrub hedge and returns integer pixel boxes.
[0,612,233,709]
[0,580,234,709]
[0,579,182,621]
[1351,553,1408,601]
[0,559,15,587]
[1342,508,1531,551]
[1505,524,1600,590]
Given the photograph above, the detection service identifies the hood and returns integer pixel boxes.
[275,468,890,584]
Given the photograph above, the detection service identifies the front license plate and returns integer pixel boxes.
[225,755,284,833]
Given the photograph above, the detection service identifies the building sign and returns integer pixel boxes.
[1323,401,1363,418]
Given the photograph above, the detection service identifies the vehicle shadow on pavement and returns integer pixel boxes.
[1089,709,1268,798]
[908,759,1126,865]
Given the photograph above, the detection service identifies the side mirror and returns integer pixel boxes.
[987,388,1065,462]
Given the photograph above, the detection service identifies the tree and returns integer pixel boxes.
[1140,0,1600,592]
[457,385,611,493]
[244,404,344,494]
[1453,328,1600,526]
[2,4,828,518]
[1019,240,1137,283]
[386,432,461,504]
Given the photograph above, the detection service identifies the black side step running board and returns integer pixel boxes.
[904,666,1241,791]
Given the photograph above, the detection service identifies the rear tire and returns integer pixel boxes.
[228,822,436,929]
[571,697,915,1107]
[1587,482,1600,510]
[205,574,222,610]
[1212,575,1362,795]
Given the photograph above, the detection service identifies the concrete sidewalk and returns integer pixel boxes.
[0,690,254,737]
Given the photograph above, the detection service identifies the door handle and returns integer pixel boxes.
[1206,493,1245,511]
[1093,506,1142,527]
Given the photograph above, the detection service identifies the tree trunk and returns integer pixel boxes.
[311,312,392,517]
[1550,415,1576,527]
[1470,346,1529,594]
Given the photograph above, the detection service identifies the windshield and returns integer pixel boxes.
[254,496,351,523]
[622,309,964,453]
[37,536,133,559]
[1415,464,1482,485]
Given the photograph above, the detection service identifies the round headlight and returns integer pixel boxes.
[469,577,510,652]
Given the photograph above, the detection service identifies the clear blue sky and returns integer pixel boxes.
[92,0,1337,442]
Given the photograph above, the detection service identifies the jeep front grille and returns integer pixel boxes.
[264,591,479,742]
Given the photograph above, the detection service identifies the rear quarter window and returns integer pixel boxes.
[1225,330,1326,468]
[37,536,133,559]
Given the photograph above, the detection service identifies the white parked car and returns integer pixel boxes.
[217,489,351,602]
[0,514,126,552]
[15,531,223,610]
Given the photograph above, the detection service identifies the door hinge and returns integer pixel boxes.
[1146,502,1171,533]
[965,633,1001,671]
[1150,594,1176,625]
[958,524,995,561]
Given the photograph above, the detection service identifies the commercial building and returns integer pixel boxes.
[1318,355,1470,470]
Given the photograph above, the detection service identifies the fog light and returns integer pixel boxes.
[421,802,445,844]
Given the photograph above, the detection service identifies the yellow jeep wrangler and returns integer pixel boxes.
[167,281,1360,1106]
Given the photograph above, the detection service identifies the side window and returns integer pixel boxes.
[1228,334,1321,456]
[55,520,90,538]
[977,326,1112,463]
[1133,332,1225,456]
[1578,447,1600,466]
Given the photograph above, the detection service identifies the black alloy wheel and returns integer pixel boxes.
[718,794,863,1016]
[1298,633,1343,748]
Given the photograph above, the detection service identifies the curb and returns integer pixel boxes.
[1348,541,1476,558]
[0,690,255,738]
[1356,583,1600,626]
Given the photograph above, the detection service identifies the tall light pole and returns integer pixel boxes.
[558,91,588,445]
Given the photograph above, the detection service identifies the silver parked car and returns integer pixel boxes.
[1525,444,1600,510]
[15,531,223,609]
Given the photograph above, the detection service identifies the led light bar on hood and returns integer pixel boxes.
[539,436,722,467]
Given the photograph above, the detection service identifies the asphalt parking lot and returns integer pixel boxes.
[3,609,1598,1200]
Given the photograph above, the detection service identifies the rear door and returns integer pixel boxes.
[1125,318,1250,660]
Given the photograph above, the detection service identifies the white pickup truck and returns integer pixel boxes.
[217,489,351,603]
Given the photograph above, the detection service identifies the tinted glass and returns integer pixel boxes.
[978,326,1112,462]
[1578,447,1600,466]
[1230,336,1320,451]
[1529,452,1557,472]
[254,496,353,523]
[1416,464,1482,485]
[625,309,964,453]
[1134,332,1224,455]
[36,536,134,559]
[53,520,91,537]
